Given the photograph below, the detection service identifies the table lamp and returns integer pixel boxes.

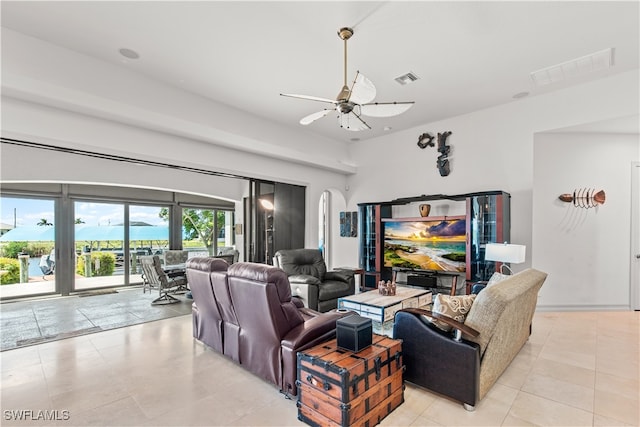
[484,242,526,275]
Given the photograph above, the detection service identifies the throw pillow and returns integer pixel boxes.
[486,272,509,288]
[428,294,477,332]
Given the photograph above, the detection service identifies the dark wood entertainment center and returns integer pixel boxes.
[357,191,510,294]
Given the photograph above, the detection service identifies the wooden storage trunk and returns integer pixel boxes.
[297,334,404,427]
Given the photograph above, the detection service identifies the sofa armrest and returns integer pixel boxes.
[281,311,344,351]
[288,274,322,285]
[289,282,319,311]
[325,270,354,284]
[401,307,479,340]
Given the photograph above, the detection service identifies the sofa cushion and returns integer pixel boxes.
[430,294,476,332]
[486,272,509,288]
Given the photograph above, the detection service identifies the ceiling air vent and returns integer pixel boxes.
[395,72,420,85]
[530,48,614,87]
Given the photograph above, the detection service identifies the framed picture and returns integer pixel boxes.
[340,211,358,237]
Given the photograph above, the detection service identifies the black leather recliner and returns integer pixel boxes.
[273,248,355,312]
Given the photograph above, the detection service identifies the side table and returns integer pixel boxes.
[297,334,404,426]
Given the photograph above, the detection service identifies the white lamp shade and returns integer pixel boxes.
[485,243,526,264]
[259,198,274,211]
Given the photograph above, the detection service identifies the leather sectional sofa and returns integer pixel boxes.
[186,258,347,396]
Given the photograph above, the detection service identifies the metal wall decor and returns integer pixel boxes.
[436,131,452,176]
[417,131,453,176]
[417,132,435,149]
[558,188,606,208]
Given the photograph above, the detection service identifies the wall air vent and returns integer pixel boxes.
[530,48,614,87]
[395,72,420,85]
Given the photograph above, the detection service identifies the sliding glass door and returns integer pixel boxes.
[128,204,169,284]
[74,201,124,291]
[1,187,231,299]
[0,196,57,298]
[181,207,233,257]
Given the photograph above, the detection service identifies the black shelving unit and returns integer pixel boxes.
[357,191,510,292]
[358,203,391,289]
[466,192,511,282]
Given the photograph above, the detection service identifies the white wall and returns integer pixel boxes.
[0,96,349,257]
[1,29,354,175]
[346,70,639,309]
[533,133,639,310]
[2,26,639,309]
[1,30,359,265]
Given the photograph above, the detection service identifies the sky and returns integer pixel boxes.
[1,197,167,228]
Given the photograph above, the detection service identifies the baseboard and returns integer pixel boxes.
[536,304,632,312]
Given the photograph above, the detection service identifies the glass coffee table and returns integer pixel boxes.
[337,287,433,337]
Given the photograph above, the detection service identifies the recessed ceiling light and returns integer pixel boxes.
[383,126,393,131]
[119,48,140,59]
[512,91,529,99]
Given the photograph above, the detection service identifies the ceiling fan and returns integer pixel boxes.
[280,27,415,131]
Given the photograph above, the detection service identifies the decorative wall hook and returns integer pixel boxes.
[417,132,435,149]
[558,188,605,208]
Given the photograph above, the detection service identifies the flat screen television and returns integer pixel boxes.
[382,216,466,272]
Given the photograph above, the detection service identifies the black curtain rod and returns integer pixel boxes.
[1,137,252,181]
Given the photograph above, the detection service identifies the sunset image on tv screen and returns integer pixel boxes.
[383,219,466,272]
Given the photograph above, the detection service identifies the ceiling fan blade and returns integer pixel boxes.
[280,93,337,104]
[300,109,334,125]
[360,101,414,117]
[340,111,371,131]
[348,72,377,105]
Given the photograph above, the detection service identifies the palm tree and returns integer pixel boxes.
[37,218,53,226]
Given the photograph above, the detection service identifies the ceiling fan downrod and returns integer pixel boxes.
[337,27,354,102]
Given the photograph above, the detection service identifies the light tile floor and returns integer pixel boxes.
[1,288,192,351]
[0,310,638,426]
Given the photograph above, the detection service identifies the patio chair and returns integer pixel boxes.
[217,247,240,264]
[163,249,188,266]
[139,255,186,304]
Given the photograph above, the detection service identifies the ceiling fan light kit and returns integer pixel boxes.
[280,27,415,132]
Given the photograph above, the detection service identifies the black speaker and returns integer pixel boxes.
[407,274,436,288]
[336,314,372,352]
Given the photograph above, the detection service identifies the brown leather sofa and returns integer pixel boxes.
[186,258,346,396]
[274,248,355,312]
[186,257,229,353]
